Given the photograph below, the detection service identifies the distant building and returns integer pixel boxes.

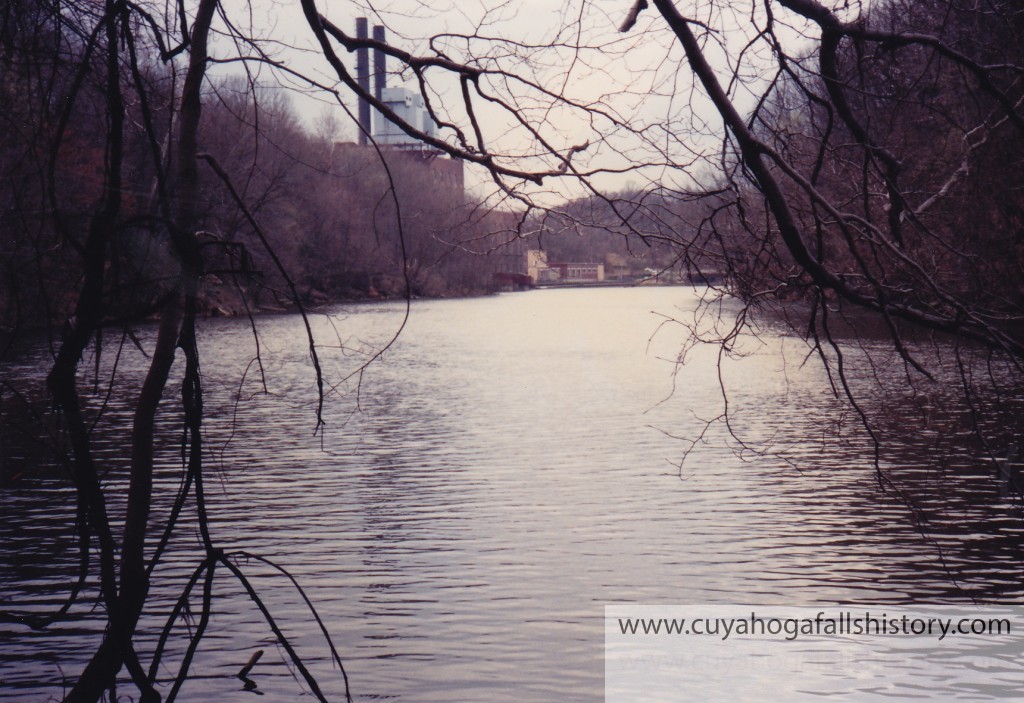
[525,249,605,284]
[423,151,464,193]
[352,18,463,189]
[604,252,631,280]
[376,87,437,146]
[526,250,550,283]
[550,262,605,282]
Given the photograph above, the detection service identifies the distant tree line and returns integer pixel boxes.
[0,11,513,336]
[530,0,1022,334]
[528,188,728,282]
[193,81,515,305]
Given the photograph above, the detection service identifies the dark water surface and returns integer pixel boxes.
[1,286,1021,701]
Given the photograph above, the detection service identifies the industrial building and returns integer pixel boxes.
[353,19,440,149]
[376,87,437,145]
[526,250,606,284]
[347,18,464,193]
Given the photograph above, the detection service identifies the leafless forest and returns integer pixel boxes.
[1,0,1022,700]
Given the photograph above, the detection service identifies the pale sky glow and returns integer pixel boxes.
[193,0,830,204]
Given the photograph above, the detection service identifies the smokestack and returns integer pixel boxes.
[355,17,371,145]
[372,25,386,103]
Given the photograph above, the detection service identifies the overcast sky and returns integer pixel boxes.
[200,0,822,203]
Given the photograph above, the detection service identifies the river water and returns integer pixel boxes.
[1,286,1022,701]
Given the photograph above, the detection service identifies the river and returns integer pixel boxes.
[1,286,1022,701]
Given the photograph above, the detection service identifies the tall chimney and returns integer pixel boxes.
[372,25,386,103]
[355,17,371,145]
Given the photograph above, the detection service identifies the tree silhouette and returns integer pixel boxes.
[0,0,1021,700]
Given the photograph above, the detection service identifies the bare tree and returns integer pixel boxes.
[1,0,1021,700]
[296,0,1021,448]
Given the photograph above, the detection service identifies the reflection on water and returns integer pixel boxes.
[1,286,1022,701]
